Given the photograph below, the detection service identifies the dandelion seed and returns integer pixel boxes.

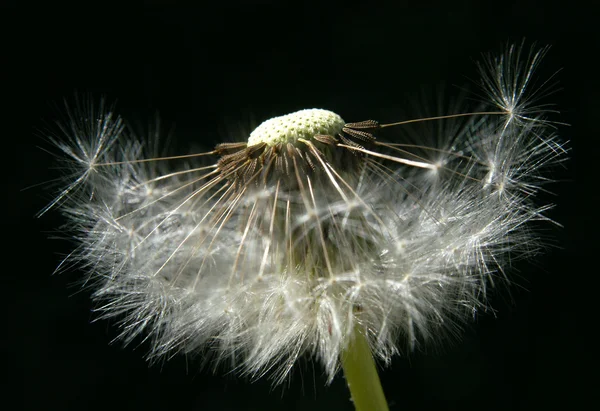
[44,44,566,410]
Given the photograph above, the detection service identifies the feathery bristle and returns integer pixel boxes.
[43,44,565,384]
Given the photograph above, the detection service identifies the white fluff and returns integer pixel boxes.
[45,44,566,384]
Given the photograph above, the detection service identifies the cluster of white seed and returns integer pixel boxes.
[46,44,565,384]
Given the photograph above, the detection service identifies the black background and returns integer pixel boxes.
[7,1,593,410]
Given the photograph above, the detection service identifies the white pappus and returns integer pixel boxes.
[43,43,566,385]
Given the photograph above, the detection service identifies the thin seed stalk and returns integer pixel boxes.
[341,323,389,411]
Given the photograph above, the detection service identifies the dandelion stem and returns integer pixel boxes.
[341,324,389,411]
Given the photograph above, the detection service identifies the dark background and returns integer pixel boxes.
[7,1,593,410]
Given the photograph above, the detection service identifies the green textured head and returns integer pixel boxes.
[247,109,345,146]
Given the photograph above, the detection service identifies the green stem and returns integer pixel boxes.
[341,325,389,411]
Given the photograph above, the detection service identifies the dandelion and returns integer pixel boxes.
[43,43,565,410]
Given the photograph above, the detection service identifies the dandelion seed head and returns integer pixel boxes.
[44,44,566,385]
